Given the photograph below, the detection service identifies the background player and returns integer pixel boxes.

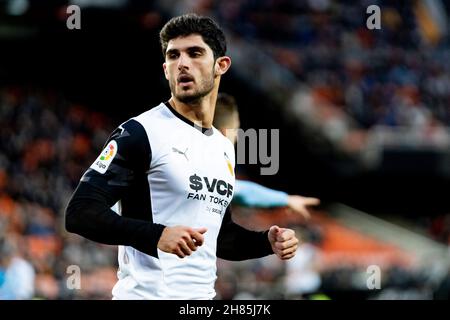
[213,93,320,219]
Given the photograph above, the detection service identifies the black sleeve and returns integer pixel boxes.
[216,206,274,261]
[65,119,165,258]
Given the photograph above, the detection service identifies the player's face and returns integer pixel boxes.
[163,34,217,103]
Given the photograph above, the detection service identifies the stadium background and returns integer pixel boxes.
[0,0,449,299]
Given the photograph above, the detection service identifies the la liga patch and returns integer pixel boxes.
[90,140,118,174]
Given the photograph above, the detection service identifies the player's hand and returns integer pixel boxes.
[157,226,207,258]
[268,225,298,260]
[287,195,320,220]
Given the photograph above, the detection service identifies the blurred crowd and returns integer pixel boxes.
[0,87,449,300]
[1,0,450,300]
[0,86,117,299]
[172,0,450,153]
[215,208,450,300]
[216,0,450,127]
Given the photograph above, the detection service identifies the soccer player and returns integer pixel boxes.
[65,13,299,300]
[213,93,320,219]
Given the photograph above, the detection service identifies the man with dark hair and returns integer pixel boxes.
[159,14,227,61]
[65,13,299,300]
[214,93,320,219]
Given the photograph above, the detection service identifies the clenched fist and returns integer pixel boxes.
[157,226,207,258]
[268,225,299,260]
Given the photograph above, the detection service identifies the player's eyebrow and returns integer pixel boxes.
[166,46,207,57]
[186,46,206,54]
[166,48,179,57]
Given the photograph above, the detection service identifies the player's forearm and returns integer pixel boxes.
[65,183,165,257]
[217,224,273,261]
[234,180,288,208]
[216,208,273,260]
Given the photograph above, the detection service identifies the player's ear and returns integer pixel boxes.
[163,62,169,80]
[215,56,231,76]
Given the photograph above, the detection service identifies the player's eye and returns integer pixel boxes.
[167,52,179,60]
[188,50,203,58]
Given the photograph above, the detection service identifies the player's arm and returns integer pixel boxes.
[217,207,299,261]
[216,206,273,261]
[234,180,320,219]
[66,181,166,257]
[65,120,166,258]
[233,179,289,207]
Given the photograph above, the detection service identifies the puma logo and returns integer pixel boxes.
[172,147,189,161]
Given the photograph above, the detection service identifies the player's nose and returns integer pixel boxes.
[177,53,190,71]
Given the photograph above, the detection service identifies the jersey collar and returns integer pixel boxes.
[164,101,214,136]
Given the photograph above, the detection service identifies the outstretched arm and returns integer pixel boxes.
[233,180,288,207]
[234,180,320,219]
[285,195,320,219]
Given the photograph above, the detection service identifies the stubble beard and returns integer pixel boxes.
[170,69,216,105]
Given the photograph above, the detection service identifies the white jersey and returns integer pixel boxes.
[89,102,235,299]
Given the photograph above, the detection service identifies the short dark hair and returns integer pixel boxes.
[159,13,227,60]
[213,93,239,128]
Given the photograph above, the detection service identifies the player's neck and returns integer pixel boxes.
[169,93,217,129]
